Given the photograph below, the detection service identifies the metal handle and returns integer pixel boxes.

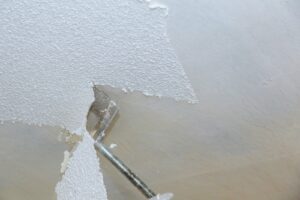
[94,142,156,199]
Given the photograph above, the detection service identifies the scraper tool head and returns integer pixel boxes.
[86,86,119,140]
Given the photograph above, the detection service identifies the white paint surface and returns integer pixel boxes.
[0,0,196,133]
[55,132,107,200]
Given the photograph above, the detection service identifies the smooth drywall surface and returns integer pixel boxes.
[0,0,196,132]
[0,122,66,200]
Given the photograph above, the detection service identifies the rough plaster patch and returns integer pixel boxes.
[0,0,197,133]
[56,132,107,200]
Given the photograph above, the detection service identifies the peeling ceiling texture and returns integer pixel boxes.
[1,0,300,199]
[0,0,196,132]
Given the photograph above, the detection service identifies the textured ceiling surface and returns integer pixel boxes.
[1,0,300,199]
[0,0,196,132]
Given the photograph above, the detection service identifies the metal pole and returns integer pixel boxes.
[94,142,156,199]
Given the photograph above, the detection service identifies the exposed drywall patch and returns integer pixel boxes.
[56,132,108,200]
[0,0,197,132]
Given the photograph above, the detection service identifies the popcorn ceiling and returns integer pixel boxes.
[0,0,197,132]
[55,132,108,200]
[0,0,190,199]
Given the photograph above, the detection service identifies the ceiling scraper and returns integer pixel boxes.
[87,86,173,200]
